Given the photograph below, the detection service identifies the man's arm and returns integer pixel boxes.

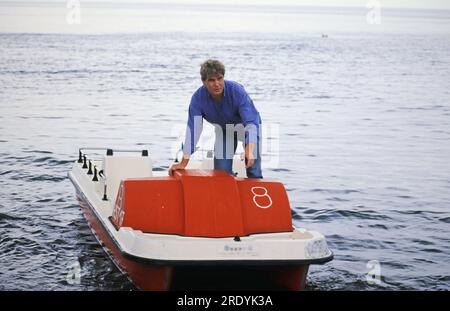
[169,95,203,175]
[237,88,260,168]
[182,96,204,156]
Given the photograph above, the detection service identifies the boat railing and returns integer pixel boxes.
[77,147,150,202]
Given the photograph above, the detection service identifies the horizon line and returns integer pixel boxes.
[1,0,450,11]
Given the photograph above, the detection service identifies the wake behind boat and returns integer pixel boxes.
[68,147,333,290]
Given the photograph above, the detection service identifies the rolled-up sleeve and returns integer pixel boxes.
[237,92,260,144]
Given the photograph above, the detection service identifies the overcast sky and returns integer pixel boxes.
[2,0,450,10]
[127,0,450,9]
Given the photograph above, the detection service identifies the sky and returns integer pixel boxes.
[1,0,450,10]
[1,0,449,34]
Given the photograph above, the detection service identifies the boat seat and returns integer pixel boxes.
[112,169,293,237]
[103,154,153,205]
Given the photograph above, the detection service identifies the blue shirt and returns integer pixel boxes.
[183,80,261,155]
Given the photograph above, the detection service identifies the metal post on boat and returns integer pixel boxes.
[82,155,88,169]
[174,143,183,163]
[102,183,108,201]
[174,147,179,163]
[92,166,98,181]
[87,160,93,175]
[78,150,83,163]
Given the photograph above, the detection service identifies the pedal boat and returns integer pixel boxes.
[68,148,333,290]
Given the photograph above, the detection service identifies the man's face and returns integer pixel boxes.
[203,74,224,100]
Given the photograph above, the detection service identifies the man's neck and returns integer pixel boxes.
[212,93,223,103]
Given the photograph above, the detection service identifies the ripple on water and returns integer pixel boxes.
[439,216,450,223]
[0,212,27,222]
[298,208,390,222]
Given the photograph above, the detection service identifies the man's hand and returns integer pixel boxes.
[168,156,190,176]
[169,163,186,176]
[243,142,256,169]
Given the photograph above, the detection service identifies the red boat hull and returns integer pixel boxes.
[76,193,309,291]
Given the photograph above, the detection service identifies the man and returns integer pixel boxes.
[169,59,263,178]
